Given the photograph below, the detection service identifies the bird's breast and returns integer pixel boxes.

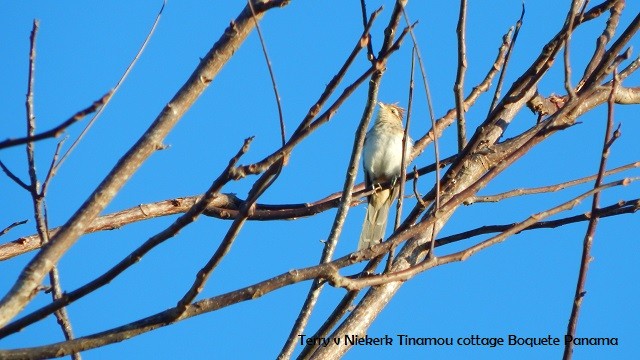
[363,128,412,182]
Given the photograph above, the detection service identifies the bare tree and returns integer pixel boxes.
[0,1,638,359]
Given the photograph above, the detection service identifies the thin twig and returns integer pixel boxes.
[563,0,582,98]
[387,45,416,272]
[395,46,416,231]
[488,3,525,115]
[41,138,66,198]
[0,92,111,151]
[619,56,639,80]
[0,220,28,238]
[359,0,376,62]
[437,198,639,247]
[412,166,426,207]
[579,0,623,90]
[454,0,468,151]
[24,19,80,359]
[466,161,639,203]
[401,7,441,258]
[0,160,30,191]
[563,70,620,360]
[247,0,286,146]
[54,0,166,171]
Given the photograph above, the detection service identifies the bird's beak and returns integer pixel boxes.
[378,102,385,108]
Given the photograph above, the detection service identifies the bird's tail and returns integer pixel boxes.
[358,189,393,250]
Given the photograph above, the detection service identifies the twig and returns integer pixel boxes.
[466,161,639,203]
[247,0,286,146]
[41,138,66,198]
[563,0,582,98]
[454,0,468,151]
[411,27,510,170]
[487,3,524,115]
[388,45,416,272]
[54,0,166,171]
[580,0,623,90]
[395,46,416,231]
[359,0,376,62]
[0,160,30,191]
[412,166,426,207]
[619,56,639,80]
[24,19,80,359]
[563,70,620,360]
[0,220,28,238]
[0,92,111,151]
[0,138,254,339]
[437,198,639,247]
[175,157,284,316]
[401,7,441,258]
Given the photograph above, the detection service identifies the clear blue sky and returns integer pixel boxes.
[1,1,639,359]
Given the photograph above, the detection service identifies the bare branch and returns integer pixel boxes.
[175,157,284,316]
[0,92,111,151]
[454,0,468,151]
[0,0,291,329]
[563,0,583,98]
[487,3,524,115]
[437,198,639,247]
[0,137,254,339]
[412,27,511,157]
[0,220,28,238]
[23,19,80,357]
[401,6,441,257]
[0,177,634,358]
[359,0,376,62]
[247,0,286,146]
[0,155,452,262]
[580,0,624,88]
[563,70,620,360]
[466,161,639,203]
[0,160,30,191]
[54,0,166,171]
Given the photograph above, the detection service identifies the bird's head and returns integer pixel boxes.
[378,102,405,123]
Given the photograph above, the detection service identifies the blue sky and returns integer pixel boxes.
[1,1,639,359]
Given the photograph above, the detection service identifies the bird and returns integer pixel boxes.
[358,102,413,250]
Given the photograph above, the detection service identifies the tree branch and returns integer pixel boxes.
[0,0,291,328]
